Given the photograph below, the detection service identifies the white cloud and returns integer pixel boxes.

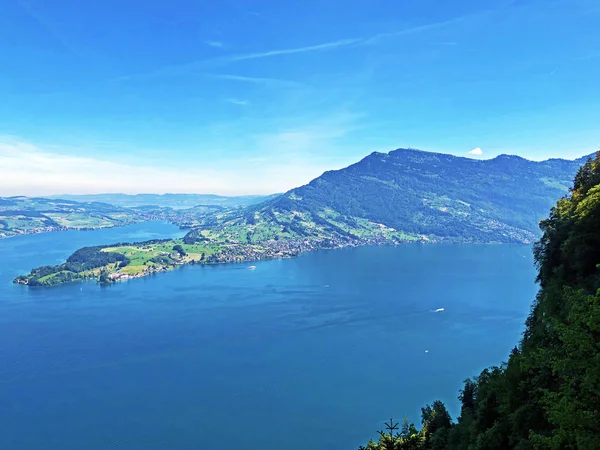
[115,14,478,83]
[205,40,224,48]
[223,14,477,62]
[224,38,363,62]
[0,141,227,196]
[468,147,483,155]
[0,111,369,197]
[208,73,301,88]
[226,98,249,106]
[0,138,354,197]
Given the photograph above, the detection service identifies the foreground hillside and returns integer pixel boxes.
[185,149,590,246]
[358,152,600,449]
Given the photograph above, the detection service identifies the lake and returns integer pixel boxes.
[0,221,538,450]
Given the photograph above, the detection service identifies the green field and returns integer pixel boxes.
[101,241,219,275]
[14,239,232,286]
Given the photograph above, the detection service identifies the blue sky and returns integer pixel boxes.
[1,0,599,195]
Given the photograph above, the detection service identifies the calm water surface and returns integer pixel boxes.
[0,221,538,450]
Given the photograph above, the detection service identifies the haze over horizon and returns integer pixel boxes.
[1,0,599,196]
[1,148,595,198]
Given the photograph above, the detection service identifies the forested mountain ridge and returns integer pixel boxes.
[358,152,600,450]
[15,149,596,288]
[185,149,592,245]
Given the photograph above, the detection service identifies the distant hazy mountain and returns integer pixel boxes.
[186,149,594,245]
[49,193,279,209]
[0,196,145,237]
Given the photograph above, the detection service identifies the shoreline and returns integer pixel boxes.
[12,231,534,288]
[1,218,185,240]
[13,235,410,287]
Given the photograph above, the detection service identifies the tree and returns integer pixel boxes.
[172,244,187,256]
[98,269,111,283]
[357,152,600,450]
[359,418,425,450]
[421,401,452,437]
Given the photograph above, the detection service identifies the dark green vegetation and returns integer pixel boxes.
[15,148,596,287]
[4,149,590,245]
[359,153,600,449]
[14,245,132,286]
[197,149,590,245]
[14,236,310,286]
[13,239,201,286]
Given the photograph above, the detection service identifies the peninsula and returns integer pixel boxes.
[14,232,409,286]
[14,149,597,287]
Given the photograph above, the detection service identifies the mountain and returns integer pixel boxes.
[357,151,600,450]
[184,148,594,245]
[49,193,279,209]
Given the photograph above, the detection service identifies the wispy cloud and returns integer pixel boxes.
[0,123,366,195]
[0,141,230,195]
[17,0,78,54]
[226,98,249,106]
[575,51,600,61]
[206,73,303,88]
[223,37,363,62]
[206,40,225,48]
[216,15,471,63]
[221,12,483,62]
[114,12,481,83]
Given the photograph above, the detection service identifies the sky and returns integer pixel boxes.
[1,0,599,196]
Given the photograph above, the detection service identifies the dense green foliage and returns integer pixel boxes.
[359,153,600,449]
[65,246,130,272]
[14,238,231,286]
[17,245,131,286]
[172,244,187,256]
[271,149,590,243]
[149,254,175,265]
[185,149,591,246]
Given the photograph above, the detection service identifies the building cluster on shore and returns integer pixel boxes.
[14,228,426,287]
[0,225,68,238]
[199,233,411,266]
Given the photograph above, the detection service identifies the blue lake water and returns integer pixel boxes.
[0,221,538,450]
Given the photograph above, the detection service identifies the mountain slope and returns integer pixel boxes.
[185,148,593,245]
[357,150,600,450]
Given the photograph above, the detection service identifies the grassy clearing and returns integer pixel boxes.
[99,240,223,277]
[44,213,115,228]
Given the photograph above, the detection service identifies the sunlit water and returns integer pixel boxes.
[0,221,538,450]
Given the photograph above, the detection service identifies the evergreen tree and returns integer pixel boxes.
[358,152,600,450]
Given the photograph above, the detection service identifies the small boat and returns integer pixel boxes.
[248,266,256,270]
